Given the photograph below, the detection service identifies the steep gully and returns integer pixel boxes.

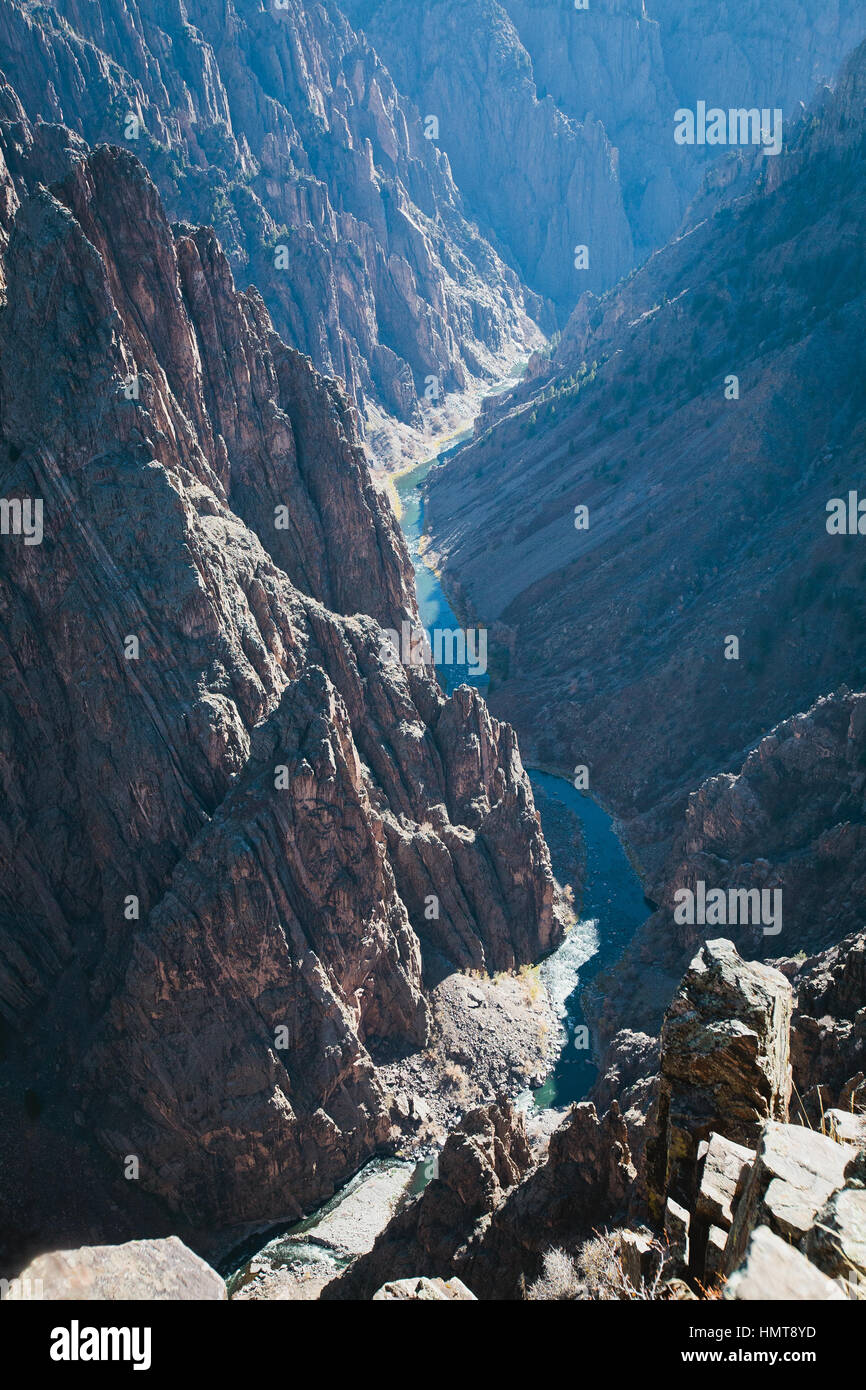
[225,383,651,1286]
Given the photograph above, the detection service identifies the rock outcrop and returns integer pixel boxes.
[0,100,563,1263]
[4,1236,226,1300]
[324,1095,635,1300]
[725,1122,852,1273]
[646,940,791,1224]
[637,935,864,1300]
[720,1131,866,1299]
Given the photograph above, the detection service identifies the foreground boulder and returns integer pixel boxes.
[372,1277,476,1301]
[722,1125,866,1297]
[6,1237,226,1300]
[724,1226,846,1302]
[724,1123,851,1272]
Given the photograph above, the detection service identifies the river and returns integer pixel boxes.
[393,432,489,696]
[395,448,649,1107]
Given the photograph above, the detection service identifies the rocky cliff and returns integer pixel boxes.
[322,938,864,1301]
[587,689,866,1049]
[345,0,865,311]
[343,0,635,307]
[0,0,541,463]
[0,97,563,1264]
[425,39,866,862]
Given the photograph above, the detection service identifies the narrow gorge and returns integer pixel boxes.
[0,0,864,1334]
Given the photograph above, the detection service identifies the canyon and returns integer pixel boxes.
[344,0,865,308]
[0,0,542,464]
[0,1,864,1311]
[425,36,866,873]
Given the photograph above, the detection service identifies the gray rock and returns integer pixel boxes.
[824,1110,866,1147]
[725,1122,850,1271]
[372,1276,476,1301]
[696,1132,756,1230]
[725,1226,846,1301]
[804,1185,866,1288]
[8,1237,226,1300]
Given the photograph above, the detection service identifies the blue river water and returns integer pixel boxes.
[394,434,488,696]
[529,772,649,1106]
[396,441,650,1108]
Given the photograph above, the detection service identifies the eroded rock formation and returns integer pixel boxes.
[0,99,563,1259]
[0,0,540,459]
[646,939,792,1225]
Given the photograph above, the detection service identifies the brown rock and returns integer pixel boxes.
[0,110,562,1250]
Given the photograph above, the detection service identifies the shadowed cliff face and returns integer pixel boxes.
[425,40,866,862]
[0,0,541,462]
[0,101,562,1238]
[343,0,635,306]
[322,1096,635,1301]
[588,690,866,1048]
[344,0,866,312]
